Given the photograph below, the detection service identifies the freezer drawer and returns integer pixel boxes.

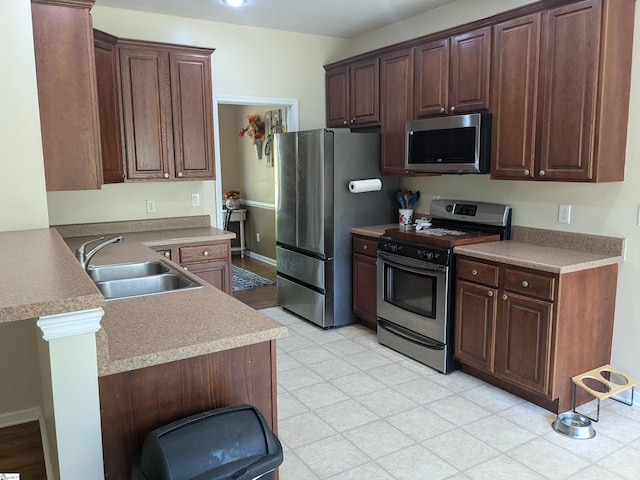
[276,246,332,292]
[277,275,334,328]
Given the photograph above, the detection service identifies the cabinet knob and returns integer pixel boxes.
[343,120,348,125]
[164,251,170,258]
[523,169,530,176]
[471,269,478,276]
[363,245,367,250]
[539,170,546,176]
[177,172,183,178]
[184,266,188,271]
[487,290,494,297]
[203,251,209,257]
[522,280,529,288]
[163,172,169,178]
[440,107,445,113]
[502,293,508,300]
[350,119,355,124]
[450,106,456,112]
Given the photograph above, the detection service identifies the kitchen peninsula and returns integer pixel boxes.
[0,217,287,478]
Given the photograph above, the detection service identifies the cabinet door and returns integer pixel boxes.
[31,1,103,191]
[170,52,214,179]
[350,57,380,126]
[450,27,491,113]
[380,48,414,175]
[94,30,125,184]
[119,46,174,180]
[454,280,497,371]
[495,292,552,395]
[352,252,378,330]
[537,0,599,181]
[414,38,449,117]
[186,261,231,294]
[326,65,350,127]
[491,14,541,180]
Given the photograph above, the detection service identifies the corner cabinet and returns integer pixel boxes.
[325,56,380,128]
[118,41,215,181]
[414,27,491,118]
[152,240,232,294]
[31,0,103,191]
[491,0,634,182]
[352,235,378,330]
[454,255,618,413]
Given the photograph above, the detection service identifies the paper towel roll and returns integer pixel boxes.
[348,178,382,193]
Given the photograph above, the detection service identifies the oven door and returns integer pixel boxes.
[377,251,449,343]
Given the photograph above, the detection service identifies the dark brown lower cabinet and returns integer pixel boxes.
[455,255,618,413]
[99,341,278,479]
[352,235,379,330]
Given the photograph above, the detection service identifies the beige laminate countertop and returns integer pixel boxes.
[454,241,623,274]
[1,223,287,377]
[350,224,399,238]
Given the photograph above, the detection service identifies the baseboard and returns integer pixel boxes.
[0,407,54,479]
[246,251,276,266]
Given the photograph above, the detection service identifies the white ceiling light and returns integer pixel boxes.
[222,0,247,6]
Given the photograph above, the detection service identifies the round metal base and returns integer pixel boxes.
[552,412,596,439]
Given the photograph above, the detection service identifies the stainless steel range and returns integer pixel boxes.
[377,199,512,373]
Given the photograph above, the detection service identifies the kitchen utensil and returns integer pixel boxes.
[409,191,420,208]
[396,190,406,208]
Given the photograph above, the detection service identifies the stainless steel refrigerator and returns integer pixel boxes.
[275,128,399,328]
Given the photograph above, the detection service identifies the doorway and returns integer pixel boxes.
[213,95,299,264]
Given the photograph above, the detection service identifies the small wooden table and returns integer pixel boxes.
[224,208,247,257]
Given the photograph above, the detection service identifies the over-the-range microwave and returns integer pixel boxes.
[405,113,492,174]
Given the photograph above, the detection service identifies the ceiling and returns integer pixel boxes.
[94,0,459,38]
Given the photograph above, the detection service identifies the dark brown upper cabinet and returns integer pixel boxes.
[491,0,634,182]
[31,0,103,191]
[414,27,491,118]
[325,56,380,128]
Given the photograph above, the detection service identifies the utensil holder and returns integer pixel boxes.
[399,209,413,225]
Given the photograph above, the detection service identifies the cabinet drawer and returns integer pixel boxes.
[504,268,555,301]
[353,236,378,257]
[457,258,499,287]
[179,243,229,264]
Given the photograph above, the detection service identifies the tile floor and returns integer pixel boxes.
[259,307,640,480]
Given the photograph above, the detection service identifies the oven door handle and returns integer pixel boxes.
[377,251,447,273]
[378,319,445,351]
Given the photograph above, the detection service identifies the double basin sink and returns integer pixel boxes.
[87,260,202,300]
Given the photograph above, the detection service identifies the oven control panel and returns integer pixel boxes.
[378,236,451,266]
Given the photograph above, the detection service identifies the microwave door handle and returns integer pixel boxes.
[378,320,445,351]
[378,252,447,273]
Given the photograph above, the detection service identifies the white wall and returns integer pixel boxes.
[0,0,49,231]
[355,0,640,383]
[46,7,349,227]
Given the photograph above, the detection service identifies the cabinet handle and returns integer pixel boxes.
[440,107,445,113]
[523,169,530,176]
[203,251,209,257]
[163,251,170,258]
[163,172,169,178]
[502,293,508,300]
[539,170,546,176]
[487,290,494,297]
[522,280,529,288]
[177,172,183,178]
[450,106,456,112]
[471,269,478,276]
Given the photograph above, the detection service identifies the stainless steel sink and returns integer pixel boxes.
[87,260,171,282]
[87,260,202,300]
[96,273,202,300]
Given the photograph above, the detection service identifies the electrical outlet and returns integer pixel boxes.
[146,199,156,214]
[256,233,261,242]
[558,204,571,224]
[191,193,200,207]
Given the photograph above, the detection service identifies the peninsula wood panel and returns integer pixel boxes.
[99,341,278,479]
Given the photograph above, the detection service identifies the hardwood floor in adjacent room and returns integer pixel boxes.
[231,255,277,310]
[0,421,47,479]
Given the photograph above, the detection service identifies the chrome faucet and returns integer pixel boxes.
[76,236,124,270]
